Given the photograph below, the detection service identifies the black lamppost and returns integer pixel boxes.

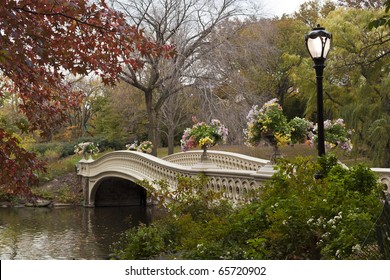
[305,24,332,157]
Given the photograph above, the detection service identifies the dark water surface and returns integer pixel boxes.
[0,206,158,260]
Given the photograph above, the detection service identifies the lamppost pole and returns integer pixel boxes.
[305,24,332,158]
[314,58,326,157]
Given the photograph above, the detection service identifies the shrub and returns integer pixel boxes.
[57,185,81,204]
[255,156,383,259]
[112,156,384,260]
[43,147,61,162]
[112,175,246,259]
[86,137,125,151]
[30,142,79,159]
[60,142,77,157]
[31,188,54,201]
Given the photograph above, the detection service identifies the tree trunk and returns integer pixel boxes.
[145,90,159,156]
[167,124,175,155]
[150,113,159,156]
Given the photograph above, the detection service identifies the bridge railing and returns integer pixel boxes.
[78,150,390,206]
[372,168,390,197]
[163,151,390,192]
[77,151,275,204]
[162,150,269,171]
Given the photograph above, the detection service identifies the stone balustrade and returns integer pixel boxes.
[77,150,274,206]
[371,168,390,196]
[162,150,269,171]
[77,150,390,207]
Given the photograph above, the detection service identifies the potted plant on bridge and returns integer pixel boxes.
[125,140,138,151]
[307,118,353,153]
[126,140,153,154]
[74,142,99,160]
[181,118,228,163]
[244,98,309,163]
[137,140,153,154]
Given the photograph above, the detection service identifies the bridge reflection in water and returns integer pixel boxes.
[77,150,390,207]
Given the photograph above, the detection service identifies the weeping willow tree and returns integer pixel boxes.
[369,117,390,166]
[342,76,390,167]
[324,7,390,167]
[293,7,389,166]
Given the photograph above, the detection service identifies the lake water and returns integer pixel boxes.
[0,206,160,260]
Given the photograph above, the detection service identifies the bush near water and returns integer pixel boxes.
[111,155,385,260]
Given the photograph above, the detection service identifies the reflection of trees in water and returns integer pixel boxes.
[0,206,160,259]
[83,207,148,258]
[0,225,19,259]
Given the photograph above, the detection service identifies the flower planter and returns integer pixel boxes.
[264,134,282,164]
[181,118,228,170]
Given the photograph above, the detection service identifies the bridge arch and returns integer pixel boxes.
[83,169,151,207]
[92,176,147,207]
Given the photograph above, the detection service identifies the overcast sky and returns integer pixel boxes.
[261,0,308,17]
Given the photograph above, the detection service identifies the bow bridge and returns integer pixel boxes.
[77,150,390,207]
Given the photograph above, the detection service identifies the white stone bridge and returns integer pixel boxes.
[77,150,390,207]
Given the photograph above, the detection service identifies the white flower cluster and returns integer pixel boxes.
[326,212,343,229]
[125,140,153,154]
[306,212,343,230]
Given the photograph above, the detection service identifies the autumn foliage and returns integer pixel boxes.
[0,0,174,196]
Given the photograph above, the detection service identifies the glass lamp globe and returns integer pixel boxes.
[305,24,332,61]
